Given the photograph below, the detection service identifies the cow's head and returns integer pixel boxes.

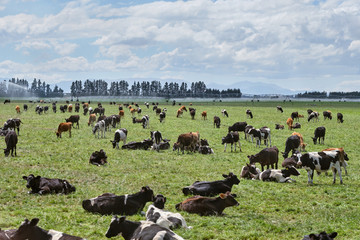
[240,164,259,179]
[141,186,154,202]
[247,155,256,164]
[153,194,166,209]
[200,139,209,146]
[173,142,180,151]
[110,140,117,148]
[105,216,127,238]
[219,192,239,207]
[295,153,303,168]
[22,174,41,189]
[56,131,60,138]
[312,137,317,144]
[4,148,10,157]
[11,218,40,240]
[222,172,240,185]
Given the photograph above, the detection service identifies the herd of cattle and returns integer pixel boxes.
[0,101,346,240]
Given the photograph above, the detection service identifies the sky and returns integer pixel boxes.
[0,0,360,93]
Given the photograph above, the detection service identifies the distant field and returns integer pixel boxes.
[0,99,359,240]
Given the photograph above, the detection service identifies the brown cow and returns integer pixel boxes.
[68,104,73,112]
[119,110,125,118]
[56,122,72,138]
[176,109,183,118]
[201,111,207,120]
[248,146,279,171]
[175,192,238,216]
[173,131,199,154]
[88,114,96,127]
[286,118,293,130]
[291,132,306,150]
[15,105,20,114]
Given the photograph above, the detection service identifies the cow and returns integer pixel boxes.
[179,106,187,112]
[88,113,96,127]
[43,106,49,113]
[122,139,154,150]
[151,139,171,151]
[88,149,107,167]
[173,132,199,154]
[248,146,279,171]
[323,110,332,120]
[146,195,190,230]
[3,118,22,135]
[221,109,228,117]
[83,107,88,115]
[190,109,196,120]
[322,148,349,175]
[63,104,68,112]
[240,163,261,179]
[228,121,247,134]
[155,108,161,115]
[23,104,28,111]
[105,216,184,240]
[0,228,15,239]
[3,99,10,104]
[93,120,106,138]
[111,129,128,149]
[260,126,271,147]
[159,112,166,123]
[175,192,238,216]
[142,115,150,129]
[9,218,84,240]
[275,124,284,130]
[22,174,76,194]
[130,108,137,116]
[337,113,344,123]
[222,132,241,152]
[302,231,338,240]
[292,122,301,129]
[68,104,73,112]
[291,132,306,151]
[65,115,80,129]
[56,122,72,138]
[4,131,18,157]
[137,107,142,115]
[201,111,207,120]
[248,128,262,147]
[82,186,154,215]
[213,116,221,128]
[246,109,253,118]
[282,154,299,168]
[286,118,293,130]
[312,126,326,145]
[291,111,299,121]
[244,125,254,141]
[307,109,313,116]
[276,106,283,113]
[151,131,163,151]
[60,105,65,113]
[176,109,183,118]
[15,105,20,114]
[75,103,80,113]
[93,107,105,116]
[282,135,300,158]
[182,172,240,196]
[296,151,343,184]
[104,116,115,131]
[308,111,319,122]
[258,166,300,183]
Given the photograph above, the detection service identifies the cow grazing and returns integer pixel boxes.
[322,148,349,175]
[83,107,88,115]
[59,105,65,113]
[88,113,96,126]
[75,103,80,113]
[222,132,241,152]
[276,106,283,113]
[302,231,337,240]
[82,186,154,215]
[15,105,20,114]
[307,109,313,116]
[201,111,207,120]
[244,125,254,141]
[275,124,284,130]
[10,218,84,240]
[296,151,343,184]
[308,111,319,122]
[248,146,279,171]
[240,163,261,179]
[286,118,293,130]
[3,99,10,104]
[282,135,300,158]
[190,109,196,120]
[323,110,332,120]
[213,116,221,128]
[122,139,154,150]
[291,111,299,121]
[176,192,238,216]
[260,126,271,147]
[182,172,240,196]
[221,109,228,117]
[159,112,166,123]
[312,126,326,144]
[105,216,184,240]
[246,109,253,118]
[22,174,76,194]
[43,106,49,113]
[151,131,163,151]
[173,132,199,154]
[258,166,300,183]
[89,149,108,166]
[111,128,128,149]
[93,120,106,138]
[228,121,247,133]
[291,132,306,151]
[155,108,161,115]
[23,104,28,111]
[337,113,344,123]
[65,115,80,129]
[248,128,262,147]
[56,122,72,138]
[146,195,190,230]
[176,109,183,118]
[4,131,18,157]
[3,118,22,136]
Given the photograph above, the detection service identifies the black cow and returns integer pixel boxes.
[228,121,247,134]
[323,111,332,120]
[312,126,326,144]
[246,109,253,118]
[291,111,299,121]
[89,149,108,166]
[75,103,80,113]
[43,106,49,113]
[82,186,154,215]
[23,104,28,111]
[337,113,344,123]
[105,216,184,239]
[222,132,241,152]
[302,231,337,240]
[3,118,22,135]
[10,218,84,240]
[276,106,283,113]
[282,135,300,158]
[122,139,153,150]
[213,116,220,128]
[182,172,240,196]
[22,174,76,195]
[52,104,57,113]
[65,115,80,129]
[4,130,18,157]
[60,105,65,113]
[83,107,88,115]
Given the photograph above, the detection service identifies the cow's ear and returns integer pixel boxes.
[29,218,39,226]
[22,176,28,180]
[247,155,250,159]
[163,197,166,203]
[141,186,147,192]
[219,193,226,199]
[222,174,228,178]
[35,176,41,179]
[329,232,337,238]
[119,216,126,222]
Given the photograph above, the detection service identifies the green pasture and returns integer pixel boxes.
[0,99,359,239]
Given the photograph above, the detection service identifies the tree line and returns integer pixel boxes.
[295,91,360,99]
[0,78,64,98]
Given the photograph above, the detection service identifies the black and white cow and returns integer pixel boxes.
[159,112,166,123]
[110,128,128,149]
[302,231,338,240]
[151,139,171,151]
[258,167,300,183]
[296,151,343,184]
[182,172,240,196]
[22,174,76,195]
[122,139,154,150]
[93,120,106,138]
[308,111,319,122]
[10,218,85,240]
[82,186,154,215]
[222,131,241,152]
[89,149,108,166]
[146,195,190,230]
[151,131,163,151]
[142,115,150,129]
[260,126,271,147]
[246,109,253,119]
[105,216,184,239]
[248,128,262,148]
[312,126,326,145]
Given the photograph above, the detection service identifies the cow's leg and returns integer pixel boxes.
[307,170,313,184]
[69,130,71,138]
[238,141,242,152]
[231,143,233,152]
[224,143,227,152]
[269,134,272,147]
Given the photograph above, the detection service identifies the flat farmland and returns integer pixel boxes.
[0,100,359,240]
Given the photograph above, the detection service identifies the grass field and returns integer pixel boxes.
[0,99,359,239]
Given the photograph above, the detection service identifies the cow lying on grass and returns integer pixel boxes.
[302,231,337,240]
[22,174,76,195]
[122,139,153,150]
[89,149,108,166]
